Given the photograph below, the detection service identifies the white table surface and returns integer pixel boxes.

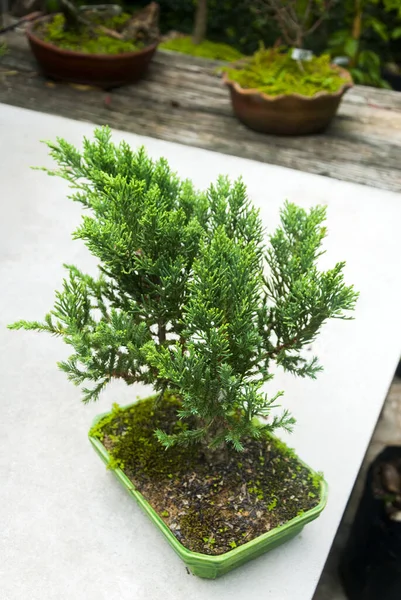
[1,104,401,600]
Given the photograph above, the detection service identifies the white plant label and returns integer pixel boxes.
[291,48,313,61]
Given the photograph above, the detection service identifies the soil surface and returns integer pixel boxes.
[90,393,321,555]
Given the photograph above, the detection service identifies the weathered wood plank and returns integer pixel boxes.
[1,29,400,193]
[0,70,399,192]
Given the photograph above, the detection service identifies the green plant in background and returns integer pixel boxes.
[159,36,243,60]
[159,0,244,60]
[0,42,7,58]
[327,0,401,87]
[223,47,347,96]
[9,128,358,462]
[383,0,401,21]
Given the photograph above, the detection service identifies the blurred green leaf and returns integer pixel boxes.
[392,27,401,39]
[344,37,359,58]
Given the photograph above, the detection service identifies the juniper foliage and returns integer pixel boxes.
[9,127,358,456]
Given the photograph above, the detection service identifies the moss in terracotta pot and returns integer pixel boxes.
[38,12,143,54]
[222,46,353,135]
[26,2,160,86]
[34,1,159,54]
[223,46,348,97]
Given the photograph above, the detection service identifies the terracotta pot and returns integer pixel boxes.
[223,67,353,136]
[26,16,158,88]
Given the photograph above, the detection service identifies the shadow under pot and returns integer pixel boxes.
[26,15,158,88]
[223,67,352,136]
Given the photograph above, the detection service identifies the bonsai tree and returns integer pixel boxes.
[45,0,160,45]
[9,127,357,463]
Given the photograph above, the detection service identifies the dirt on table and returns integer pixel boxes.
[90,393,321,555]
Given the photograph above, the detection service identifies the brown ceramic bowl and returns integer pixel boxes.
[26,16,158,88]
[223,66,353,136]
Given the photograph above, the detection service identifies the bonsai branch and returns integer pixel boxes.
[252,0,336,48]
[158,320,166,344]
[60,0,123,39]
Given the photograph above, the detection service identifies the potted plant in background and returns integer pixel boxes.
[222,0,353,135]
[26,1,160,87]
[159,0,243,61]
[9,128,358,578]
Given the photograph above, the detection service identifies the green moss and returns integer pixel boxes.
[160,36,243,61]
[268,497,277,511]
[309,470,324,490]
[223,47,346,97]
[247,480,264,501]
[180,508,218,552]
[90,391,197,479]
[266,435,298,460]
[40,14,142,55]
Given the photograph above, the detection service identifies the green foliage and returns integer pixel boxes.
[120,0,401,89]
[0,43,7,59]
[160,36,243,61]
[327,0,401,88]
[9,127,358,456]
[384,0,401,18]
[40,13,141,54]
[127,0,278,55]
[223,47,347,97]
[328,30,390,88]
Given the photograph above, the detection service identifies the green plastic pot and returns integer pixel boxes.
[89,405,328,579]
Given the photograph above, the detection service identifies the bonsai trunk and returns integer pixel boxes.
[200,417,229,465]
[192,0,207,46]
[59,0,124,40]
[60,0,82,32]
[201,440,229,465]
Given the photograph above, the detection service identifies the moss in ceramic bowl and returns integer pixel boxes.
[223,47,347,97]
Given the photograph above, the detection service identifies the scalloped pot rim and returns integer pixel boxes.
[222,66,353,103]
[26,15,159,60]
